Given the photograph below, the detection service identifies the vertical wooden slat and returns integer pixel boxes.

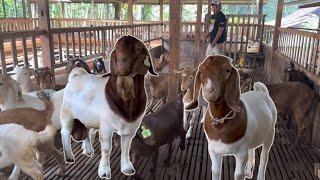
[101,30,106,57]
[240,16,245,54]
[22,37,29,66]
[194,0,202,66]
[128,0,133,35]
[84,31,88,56]
[11,38,18,67]
[32,36,38,68]
[97,30,101,53]
[229,16,234,56]
[57,33,63,62]
[273,0,284,51]
[2,0,6,18]
[14,0,18,17]
[94,30,97,54]
[168,0,181,101]
[78,31,82,58]
[234,15,239,63]
[72,32,76,58]
[65,32,70,61]
[294,34,299,61]
[312,38,319,73]
[0,40,6,74]
[89,30,92,55]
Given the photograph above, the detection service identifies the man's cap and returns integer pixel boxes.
[211,0,221,6]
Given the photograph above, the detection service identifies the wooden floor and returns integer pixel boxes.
[8,67,320,180]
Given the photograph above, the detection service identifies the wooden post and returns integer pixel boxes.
[14,0,18,17]
[38,0,54,69]
[194,0,202,66]
[2,0,6,18]
[114,2,120,20]
[256,0,264,40]
[160,0,163,38]
[62,2,65,18]
[273,0,284,51]
[168,0,181,102]
[128,0,133,35]
[27,1,32,18]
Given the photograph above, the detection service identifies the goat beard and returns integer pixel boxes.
[116,76,135,102]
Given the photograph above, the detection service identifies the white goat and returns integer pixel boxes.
[186,55,276,180]
[12,66,38,93]
[0,124,56,180]
[60,35,156,179]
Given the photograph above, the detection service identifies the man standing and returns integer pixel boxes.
[205,0,227,56]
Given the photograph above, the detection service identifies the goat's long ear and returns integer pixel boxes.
[224,67,241,112]
[185,68,201,111]
[110,50,118,75]
[146,48,157,76]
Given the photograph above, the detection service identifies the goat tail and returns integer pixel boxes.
[36,125,57,145]
[253,82,269,94]
[68,67,88,82]
[36,91,54,119]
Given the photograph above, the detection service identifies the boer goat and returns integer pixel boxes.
[174,67,207,139]
[116,95,186,180]
[0,124,56,180]
[33,67,66,91]
[93,57,107,75]
[186,55,277,180]
[284,61,315,90]
[60,35,157,179]
[0,92,64,179]
[65,58,91,74]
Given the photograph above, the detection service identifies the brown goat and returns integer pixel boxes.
[0,92,66,176]
[146,73,169,107]
[153,52,169,72]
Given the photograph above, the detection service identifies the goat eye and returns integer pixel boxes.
[226,69,231,73]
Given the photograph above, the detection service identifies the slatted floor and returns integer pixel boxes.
[5,66,320,180]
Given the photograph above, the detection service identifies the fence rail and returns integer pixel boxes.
[0,23,162,73]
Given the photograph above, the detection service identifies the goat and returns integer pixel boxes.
[33,67,65,91]
[238,71,317,145]
[0,92,65,179]
[174,67,207,139]
[115,95,186,180]
[146,73,168,107]
[283,61,315,90]
[186,55,277,180]
[0,74,94,157]
[60,35,157,179]
[12,66,38,93]
[65,58,91,74]
[153,52,169,72]
[0,124,56,180]
[93,57,107,75]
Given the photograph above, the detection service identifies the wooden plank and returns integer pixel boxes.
[78,31,82,58]
[65,32,70,61]
[128,0,133,35]
[11,38,18,67]
[94,30,97,54]
[72,32,76,58]
[58,33,63,62]
[89,30,92,55]
[273,0,284,51]
[22,37,29,66]
[31,36,38,68]
[84,31,88,56]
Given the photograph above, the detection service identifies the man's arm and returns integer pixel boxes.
[211,27,224,47]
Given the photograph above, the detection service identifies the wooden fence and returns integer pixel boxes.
[0,23,162,72]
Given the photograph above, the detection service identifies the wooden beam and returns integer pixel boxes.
[160,0,163,37]
[257,0,263,40]
[272,0,284,51]
[168,0,181,102]
[128,0,133,34]
[299,2,320,8]
[194,0,202,66]
[14,0,18,17]
[114,2,121,20]
[2,0,6,18]
[38,0,54,69]
[204,0,211,40]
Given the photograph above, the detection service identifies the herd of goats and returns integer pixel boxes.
[0,35,318,180]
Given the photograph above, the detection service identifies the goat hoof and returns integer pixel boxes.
[100,173,111,179]
[122,168,135,176]
[66,158,75,164]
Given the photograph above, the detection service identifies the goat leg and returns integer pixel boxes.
[164,143,172,167]
[149,149,159,180]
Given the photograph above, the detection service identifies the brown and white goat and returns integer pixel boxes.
[186,55,277,180]
[33,67,66,91]
[12,66,38,93]
[0,92,66,179]
[60,35,157,179]
[174,67,207,139]
[153,52,169,72]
